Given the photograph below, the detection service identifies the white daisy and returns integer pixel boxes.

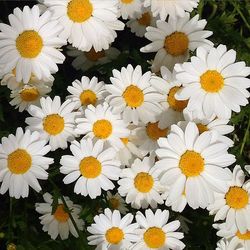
[132,209,185,250]
[118,156,164,209]
[208,165,250,234]
[0,5,66,83]
[67,76,106,110]
[60,138,121,199]
[0,127,53,199]
[87,208,139,249]
[43,0,124,51]
[25,96,78,151]
[105,64,163,125]
[141,13,213,72]
[175,44,250,119]
[155,122,236,209]
[106,191,129,215]
[35,192,84,240]
[119,0,143,19]
[144,0,199,20]
[66,46,120,71]
[75,102,129,150]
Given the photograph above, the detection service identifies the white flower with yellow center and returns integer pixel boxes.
[87,208,139,249]
[43,0,124,51]
[118,156,164,209]
[75,102,129,150]
[60,138,121,199]
[105,64,163,125]
[66,46,120,71]
[25,96,77,151]
[133,209,185,250]
[127,9,156,38]
[0,128,53,199]
[175,45,250,119]
[155,122,236,209]
[106,191,129,215]
[0,5,66,83]
[208,165,250,234]
[144,0,199,20]
[141,13,213,72]
[119,0,143,19]
[35,193,84,240]
[67,76,106,110]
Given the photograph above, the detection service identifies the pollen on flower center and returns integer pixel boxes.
[93,119,112,139]
[236,230,250,240]
[109,198,120,209]
[43,114,65,135]
[146,122,168,141]
[134,172,154,193]
[80,89,97,106]
[138,12,151,26]
[80,156,102,178]
[164,32,189,56]
[225,186,249,209]
[67,0,93,23]
[143,227,166,248]
[85,48,105,62]
[167,86,188,112]
[53,204,69,222]
[121,0,134,3]
[200,70,224,93]
[8,149,32,174]
[16,30,43,58]
[20,88,39,102]
[197,123,208,134]
[179,150,204,177]
[121,137,129,145]
[105,227,124,244]
[122,85,144,108]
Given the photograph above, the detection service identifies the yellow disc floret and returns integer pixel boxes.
[43,114,65,135]
[144,227,166,248]
[167,86,188,112]
[105,227,124,244]
[123,85,144,108]
[146,122,168,141]
[80,156,102,178]
[200,70,224,93]
[134,172,154,193]
[80,90,97,106]
[20,88,39,102]
[225,186,249,209]
[53,204,70,222]
[93,119,112,139]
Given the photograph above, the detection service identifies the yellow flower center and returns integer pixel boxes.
[225,186,249,209]
[93,119,112,139]
[85,48,105,61]
[179,150,204,177]
[134,172,154,193]
[121,0,134,3]
[80,90,97,106]
[121,137,129,145]
[20,88,39,102]
[16,30,43,58]
[167,86,188,112]
[138,12,151,26]
[144,227,166,248]
[109,198,120,209]
[200,70,224,93]
[67,0,93,23]
[164,32,189,57]
[236,231,250,240]
[123,85,144,108]
[146,122,168,141]
[105,227,124,244]
[80,156,102,178]
[53,205,69,222]
[43,114,65,135]
[197,123,208,134]
[8,149,32,174]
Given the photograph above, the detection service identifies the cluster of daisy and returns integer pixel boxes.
[0,0,250,249]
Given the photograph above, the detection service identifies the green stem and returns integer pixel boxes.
[240,117,250,155]
[231,1,250,31]
[8,197,13,243]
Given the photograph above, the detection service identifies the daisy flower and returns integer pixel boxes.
[141,13,213,72]
[60,138,121,199]
[87,208,139,249]
[66,46,120,71]
[106,191,129,215]
[35,192,84,240]
[127,9,156,38]
[208,165,250,234]
[0,5,66,83]
[175,45,250,119]
[67,76,106,110]
[105,64,163,125]
[155,122,236,209]
[75,102,129,150]
[118,156,164,209]
[118,0,143,19]
[133,209,185,250]
[0,127,53,199]
[25,96,77,151]
[43,0,124,51]
[144,0,199,20]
